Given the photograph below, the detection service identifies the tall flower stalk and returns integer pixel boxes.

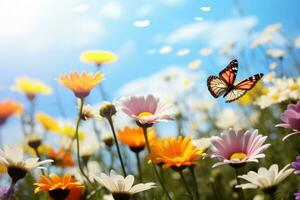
[75,98,92,185]
[141,125,172,200]
[189,166,200,200]
[100,102,127,176]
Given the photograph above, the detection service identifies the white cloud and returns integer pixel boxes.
[133,20,150,28]
[165,16,258,48]
[0,0,105,52]
[159,45,173,54]
[200,6,211,12]
[99,1,122,19]
[118,66,199,100]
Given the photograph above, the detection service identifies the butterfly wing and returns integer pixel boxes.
[219,59,238,86]
[207,76,229,98]
[225,73,264,103]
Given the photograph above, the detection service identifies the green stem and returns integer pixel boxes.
[75,98,93,185]
[135,152,143,183]
[142,126,172,200]
[189,166,200,200]
[4,181,15,200]
[108,146,115,170]
[29,99,35,134]
[107,117,127,176]
[234,168,245,200]
[210,182,221,200]
[33,147,45,175]
[179,170,194,200]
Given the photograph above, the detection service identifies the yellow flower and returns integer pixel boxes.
[149,136,205,169]
[118,126,156,152]
[238,82,263,105]
[80,50,117,66]
[58,125,85,140]
[34,173,84,200]
[12,78,52,100]
[36,112,59,132]
[0,163,6,173]
[23,142,49,157]
[0,99,23,125]
[59,71,104,98]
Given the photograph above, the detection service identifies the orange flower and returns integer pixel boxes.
[148,136,205,169]
[34,173,84,200]
[59,71,104,98]
[118,126,156,153]
[0,99,23,125]
[48,147,74,168]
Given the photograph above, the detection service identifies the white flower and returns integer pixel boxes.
[0,146,53,172]
[262,72,276,83]
[72,160,102,183]
[199,48,213,56]
[77,100,101,120]
[295,36,300,48]
[101,131,114,147]
[216,108,240,129]
[192,138,211,151]
[266,49,285,59]
[93,170,156,199]
[76,136,101,157]
[251,34,273,48]
[236,164,294,190]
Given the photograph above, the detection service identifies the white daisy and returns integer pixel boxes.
[93,170,156,200]
[236,164,294,190]
[295,36,300,48]
[0,146,53,182]
[199,47,213,56]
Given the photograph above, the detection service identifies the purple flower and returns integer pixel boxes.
[292,156,300,174]
[0,186,10,198]
[295,190,300,200]
[276,101,300,141]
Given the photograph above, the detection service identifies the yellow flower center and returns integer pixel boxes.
[230,153,247,161]
[262,88,269,95]
[271,94,279,100]
[290,84,299,91]
[138,112,153,117]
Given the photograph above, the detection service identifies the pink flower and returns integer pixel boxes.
[276,101,300,141]
[120,95,175,124]
[211,129,270,168]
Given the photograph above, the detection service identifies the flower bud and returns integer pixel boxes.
[99,102,117,118]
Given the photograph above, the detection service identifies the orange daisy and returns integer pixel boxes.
[0,99,23,125]
[34,173,84,200]
[47,147,74,168]
[148,136,205,169]
[118,126,156,153]
[59,71,104,98]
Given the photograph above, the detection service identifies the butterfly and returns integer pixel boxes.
[207,59,264,103]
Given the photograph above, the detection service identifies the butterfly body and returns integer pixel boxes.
[207,59,263,103]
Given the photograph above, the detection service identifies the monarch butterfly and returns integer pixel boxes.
[207,59,264,103]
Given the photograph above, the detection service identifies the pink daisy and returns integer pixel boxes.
[120,95,175,125]
[276,101,300,141]
[211,128,270,168]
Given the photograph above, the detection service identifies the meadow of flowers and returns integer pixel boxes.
[1,1,300,200]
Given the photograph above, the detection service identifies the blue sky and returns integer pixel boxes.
[0,0,300,119]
